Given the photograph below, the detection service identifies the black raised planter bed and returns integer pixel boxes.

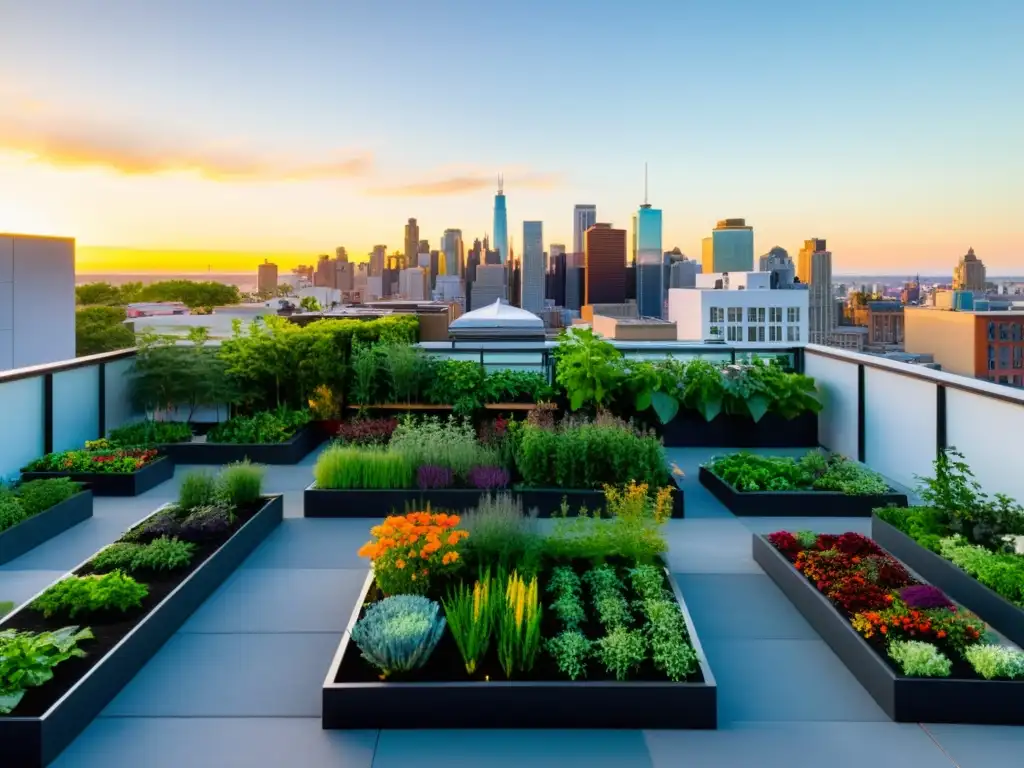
[0,494,283,767]
[20,456,175,497]
[699,466,907,517]
[872,515,1024,649]
[159,424,325,465]
[0,489,94,566]
[303,476,685,519]
[659,410,818,448]
[753,533,1024,724]
[322,567,717,729]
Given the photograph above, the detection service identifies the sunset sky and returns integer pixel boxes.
[1,0,1022,274]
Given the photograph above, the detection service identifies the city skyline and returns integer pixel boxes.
[1,1,1021,273]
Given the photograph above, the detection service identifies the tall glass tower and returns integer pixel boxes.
[636,166,664,318]
[493,175,508,264]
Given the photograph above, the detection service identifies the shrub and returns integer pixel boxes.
[314,445,414,490]
[442,570,498,675]
[108,420,193,447]
[207,408,311,444]
[965,644,1024,680]
[90,537,196,574]
[546,630,592,681]
[497,571,542,678]
[218,460,265,507]
[389,416,498,480]
[939,536,1024,607]
[888,640,952,677]
[0,626,94,714]
[350,595,446,678]
[335,418,398,447]
[416,465,454,490]
[0,497,27,533]
[461,493,542,574]
[706,451,889,495]
[357,511,468,595]
[426,360,485,415]
[31,571,149,618]
[595,626,648,681]
[14,478,82,516]
[177,471,219,510]
[642,596,699,681]
[467,466,510,490]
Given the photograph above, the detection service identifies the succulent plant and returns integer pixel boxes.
[350,595,446,678]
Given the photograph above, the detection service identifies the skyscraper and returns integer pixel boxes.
[798,238,833,345]
[441,229,463,278]
[404,218,419,266]
[369,245,386,277]
[701,219,754,273]
[953,247,986,292]
[335,247,348,263]
[521,221,545,313]
[493,176,508,264]
[584,224,627,305]
[471,264,509,310]
[572,204,597,261]
[635,167,664,318]
[257,259,278,295]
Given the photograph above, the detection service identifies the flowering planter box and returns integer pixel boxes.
[0,489,93,565]
[871,515,1024,649]
[321,567,717,729]
[753,534,1024,724]
[659,410,818,448]
[699,466,907,517]
[19,456,175,497]
[0,494,283,767]
[159,424,325,466]
[303,476,685,519]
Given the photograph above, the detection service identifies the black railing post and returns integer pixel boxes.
[857,364,866,463]
[43,373,54,455]
[98,362,107,439]
[936,384,947,456]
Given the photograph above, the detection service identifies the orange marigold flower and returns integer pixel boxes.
[357,543,377,559]
[447,532,461,546]
[395,559,406,570]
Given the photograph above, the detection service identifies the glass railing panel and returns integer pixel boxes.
[0,377,44,480]
[52,366,101,453]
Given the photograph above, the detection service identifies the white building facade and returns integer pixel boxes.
[668,271,808,347]
[0,234,75,371]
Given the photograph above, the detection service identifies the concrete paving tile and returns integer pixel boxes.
[701,638,889,723]
[738,516,872,536]
[102,632,340,717]
[0,510,158,571]
[181,567,368,633]
[662,519,762,573]
[0,569,66,607]
[922,724,1024,768]
[54,717,377,768]
[242,518,377,569]
[645,722,953,768]
[373,729,653,768]
[673,574,819,640]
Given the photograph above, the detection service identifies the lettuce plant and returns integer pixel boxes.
[350,595,446,678]
[0,626,94,713]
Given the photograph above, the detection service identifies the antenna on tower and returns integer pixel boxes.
[497,173,504,195]
[644,162,648,206]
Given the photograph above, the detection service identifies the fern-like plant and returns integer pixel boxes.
[350,595,446,679]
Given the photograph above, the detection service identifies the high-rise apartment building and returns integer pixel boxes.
[797,238,834,345]
[369,245,386,277]
[418,239,430,256]
[636,205,664,318]
[467,239,482,284]
[521,221,545,314]
[335,247,348,263]
[572,205,597,263]
[441,229,463,278]
[257,259,278,295]
[547,250,566,308]
[398,267,429,301]
[493,177,508,264]
[759,246,795,288]
[335,260,354,292]
[701,219,754,274]
[403,218,419,266]
[584,224,627,305]
[471,264,508,310]
[314,254,333,287]
[953,247,986,292]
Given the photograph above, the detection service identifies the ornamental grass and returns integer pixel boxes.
[313,444,413,490]
[443,568,499,674]
[497,570,542,678]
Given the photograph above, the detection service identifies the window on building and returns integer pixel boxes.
[988,321,996,340]
[727,325,742,342]
[999,345,1011,369]
[989,344,996,370]
[757,326,765,342]
[786,325,801,342]
[747,326,758,342]
[1013,324,1022,342]
[709,307,724,323]
[1000,323,1010,341]
[787,307,800,323]
[999,375,1010,385]
[747,307,757,323]
[728,307,742,323]
[758,307,765,323]
[769,325,783,342]
[1015,346,1023,369]
[769,307,782,323]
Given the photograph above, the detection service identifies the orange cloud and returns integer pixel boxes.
[367,172,561,197]
[0,97,371,181]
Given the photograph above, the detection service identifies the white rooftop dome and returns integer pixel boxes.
[449,300,545,338]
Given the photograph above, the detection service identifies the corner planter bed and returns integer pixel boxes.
[158,424,325,465]
[753,533,1024,724]
[20,456,175,497]
[699,466,907,517]
[0,489,94,566]
[660,411,818,448]
[303,475,685,519]
[871,514,1024,649]
[0,494,283,767]
[322,565,716,730]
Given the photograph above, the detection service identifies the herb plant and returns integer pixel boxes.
[177,471,219,510]
[31,571,149,618]
[350,595,447,679]
[207,408,311,444]
[90,537,196,574]
[217,460,266,507]
[594,626,647,681]
[707,451,890,495]
[888,640,952,677]
[0,626,94,714]
[546,630,592,680]
[108,420,193,447]
[965,645,1024,680]
[13,478,83,516]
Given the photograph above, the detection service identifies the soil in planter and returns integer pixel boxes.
[337,559,705,685]
[0,499,268,718]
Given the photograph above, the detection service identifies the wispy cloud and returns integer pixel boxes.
[0,89,371,181]
[366,172,561,197]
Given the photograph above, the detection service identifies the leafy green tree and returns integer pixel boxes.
[75,282,123,306]
[75,306,136,356]
[139,280,240,310]
[276,284,295,297]
[129,328,232,420]
[299,296,321,312]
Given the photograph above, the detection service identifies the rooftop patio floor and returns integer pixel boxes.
[2,447,1021,767]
